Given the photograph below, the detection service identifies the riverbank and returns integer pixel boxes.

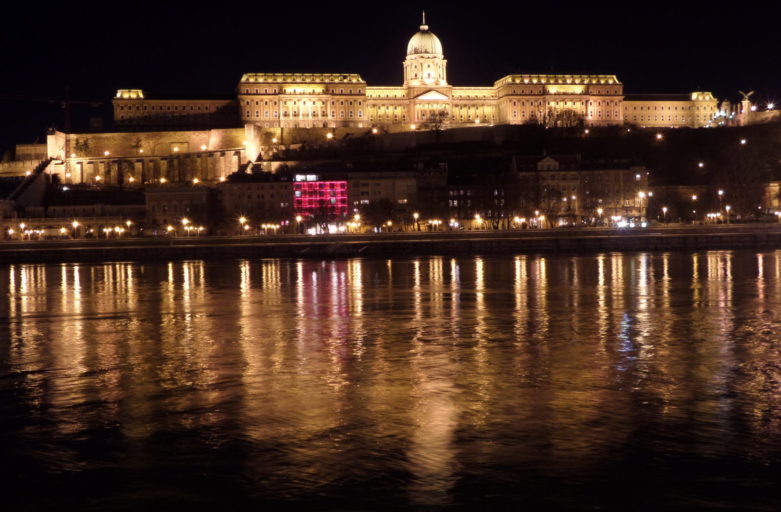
[2,224,781,263]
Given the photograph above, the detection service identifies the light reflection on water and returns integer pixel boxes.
[1,251,781,509]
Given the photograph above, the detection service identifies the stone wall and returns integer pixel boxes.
[47,128,245,159]
[0,160,39,177]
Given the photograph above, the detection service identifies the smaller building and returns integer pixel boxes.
[293,174,349,221]
[514,155,650,223]
[145,184,214,227]
[623,92,718,128]
[218,172,293,222]
[113,89,239,130]
[346,171,417,210]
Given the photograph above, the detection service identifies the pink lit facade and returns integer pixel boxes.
[293,181,348,219]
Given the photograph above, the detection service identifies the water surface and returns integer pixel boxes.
[1,252,780,510]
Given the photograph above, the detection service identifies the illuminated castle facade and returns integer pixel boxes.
[113,15,718,132]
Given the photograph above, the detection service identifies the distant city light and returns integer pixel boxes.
[103,150,110,156]
[740,138,747,145]
[655,133,663,140]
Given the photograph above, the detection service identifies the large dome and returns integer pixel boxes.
[407,24,443,56]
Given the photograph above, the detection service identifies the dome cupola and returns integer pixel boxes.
[406,12,443,56]
[403,12,448,87]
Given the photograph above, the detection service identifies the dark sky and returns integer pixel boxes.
[1,0,778,152]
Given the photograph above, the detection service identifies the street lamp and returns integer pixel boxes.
[725,205,731,224]
[413,212,420,231]
[662,206,668,224]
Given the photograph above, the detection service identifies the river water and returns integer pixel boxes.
[1,252,780,510]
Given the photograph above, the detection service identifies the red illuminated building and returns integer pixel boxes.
[293,177,348,220]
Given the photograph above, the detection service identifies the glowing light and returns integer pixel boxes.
[166,225,174,232]
[584,129,590,134]
[371,127,378,134]
[160,177,167,183]
[139,149,144,154]
[271,137,278,144]
[70,153,76,158]
[655,133,663,140]
[413,212,419,220]
[95,175,102,181]
[173,147,179,152]
[128,176,135,183]
[200,144,207,150]
[238,216,248,225]
[219,176,226,182]
[718,189,724,196]
[103,150,110,156]
[326,132,334,140]
[353,214,361,221]
[295,215,303,222]
[740,138,747,145]
[181,218,190,226]
[410,124,417,130]
[698,162,704,168]
[71,221,79,228]
[192,178,200,184]
[769,103,776,110]
[691,194,698,201]
[596,208,603,215]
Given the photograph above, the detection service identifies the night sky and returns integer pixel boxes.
[1,0,778,153]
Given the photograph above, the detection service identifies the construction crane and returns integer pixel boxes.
[0,86,103,132]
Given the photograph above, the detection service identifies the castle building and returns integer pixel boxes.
[113,14,718,136]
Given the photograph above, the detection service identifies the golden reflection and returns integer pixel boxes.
[449,258,461,339]
[596,254,608,343]
[513,256,529,342]
[407,324,459,507]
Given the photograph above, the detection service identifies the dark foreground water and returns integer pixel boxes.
[1,252,781,510]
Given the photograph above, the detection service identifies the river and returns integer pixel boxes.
[1,251,780,510]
